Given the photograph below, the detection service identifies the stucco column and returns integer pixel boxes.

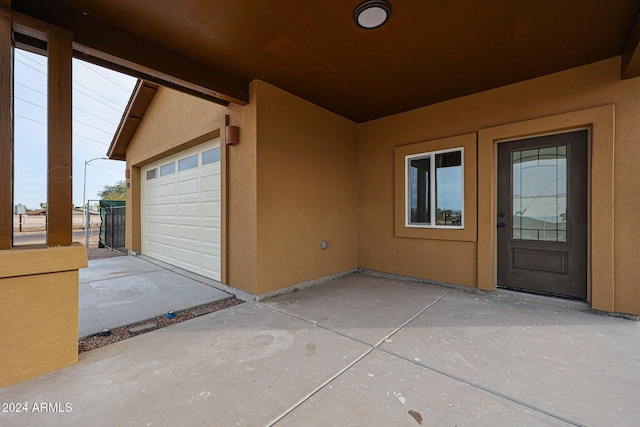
[0,15,12,250]
[47,25,73,246]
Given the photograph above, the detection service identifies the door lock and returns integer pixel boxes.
[497,222,506,228]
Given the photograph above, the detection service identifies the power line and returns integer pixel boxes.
[15,81,46,96]
[77,60,133,93]
[15,113,46,126]
[74,105,119,126]
[74,79,126,110]
[74,119,113,135]
[15,51,46,69]
[16,58,125,114]
[15,114,110,147]
[15,57,46,75]
[17,81,119,126]
[15,95,45,111]
[16,53,133,109]
[73,86,123,113]
[16,96,114,135]
[71,133,109,147]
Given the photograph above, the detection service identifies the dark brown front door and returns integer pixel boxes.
[497,130,588,300]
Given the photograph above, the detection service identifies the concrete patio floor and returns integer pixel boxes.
[1,273,638,426]
[79,256,232,338]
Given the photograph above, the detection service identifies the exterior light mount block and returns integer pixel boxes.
[226,125,239,145]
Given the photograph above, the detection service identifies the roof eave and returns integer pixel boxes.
[107,79,159,160]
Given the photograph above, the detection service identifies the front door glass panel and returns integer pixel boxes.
[512,145,567,242]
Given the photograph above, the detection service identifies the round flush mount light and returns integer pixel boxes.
[354,0,392,29]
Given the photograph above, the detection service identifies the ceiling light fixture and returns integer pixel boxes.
[354,0,392,29]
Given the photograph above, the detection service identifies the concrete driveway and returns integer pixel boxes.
[1,273,638,426]
[79,256,232,337]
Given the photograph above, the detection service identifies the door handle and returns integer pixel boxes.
[497,222,506,228]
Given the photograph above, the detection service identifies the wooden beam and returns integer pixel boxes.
[622,10,640,79]
[0,16,12,250]
[12,0,249,105]
[47,25,72,247]
[0,5,48,54]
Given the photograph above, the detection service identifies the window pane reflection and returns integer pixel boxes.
[202,147,220,165]
[512,145,567,241]
[178,154,199,171]
[409,157,430,224]
[435,151,462,226]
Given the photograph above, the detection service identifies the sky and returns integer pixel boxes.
[409,163,463,214]
[14,48,137,210]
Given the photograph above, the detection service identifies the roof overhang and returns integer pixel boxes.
[107,80,159,161]
[6,1,640,123]
[622,9,640,79]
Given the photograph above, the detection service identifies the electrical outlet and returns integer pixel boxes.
[320,240,328,250]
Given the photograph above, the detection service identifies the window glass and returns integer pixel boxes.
[409,157,430,224]
[512,145,567,241]
[178,154,198,171]
[202,147,221,165]
[407,148,463,228]
[435,151,462,226]
[146,168,157,180]
[160,162,175,176]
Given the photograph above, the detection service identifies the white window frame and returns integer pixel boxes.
[405,147,464,229]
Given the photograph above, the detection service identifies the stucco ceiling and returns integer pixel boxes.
[13,0,640,122]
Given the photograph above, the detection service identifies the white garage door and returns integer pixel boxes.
[141,138,221,280]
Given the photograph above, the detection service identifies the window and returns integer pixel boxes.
[202,147,221,165]
[160,162,175,176]
[178,154,198,171]
[512,145,567,242]
[406,148,463,228]
[146,168,157,180]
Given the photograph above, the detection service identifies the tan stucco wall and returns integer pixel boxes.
[253,81,358,294]
[126,87,227,167]
[0,244,87,388]
[121,59,639,315]
[227,82,258,294]
[357,57,640,315]
[124,86,227,256]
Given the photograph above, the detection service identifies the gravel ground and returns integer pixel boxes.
[87,246,125,260]
[76,236,126,260]
[78,298,244,354]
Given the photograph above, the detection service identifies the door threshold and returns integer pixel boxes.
[495,286,591,311]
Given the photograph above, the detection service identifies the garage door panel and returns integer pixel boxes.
[145,186,159,199]
[201,226,220,244]
[158,242,177,257]
[142,138,221,281]
[158,203,176,217]
[201,253,220,273]
[146,223,160,234]
[145,213,159,223]
[200,218,217,228]
[146,240,160,253]
[177,224,200,241]
[177,178,199,195]
[159,223,178,237]
[159,182,176,197]
[177,247,200,266]
[201,174,220,193]
[177,202,200,218]
[201,201,220,218]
